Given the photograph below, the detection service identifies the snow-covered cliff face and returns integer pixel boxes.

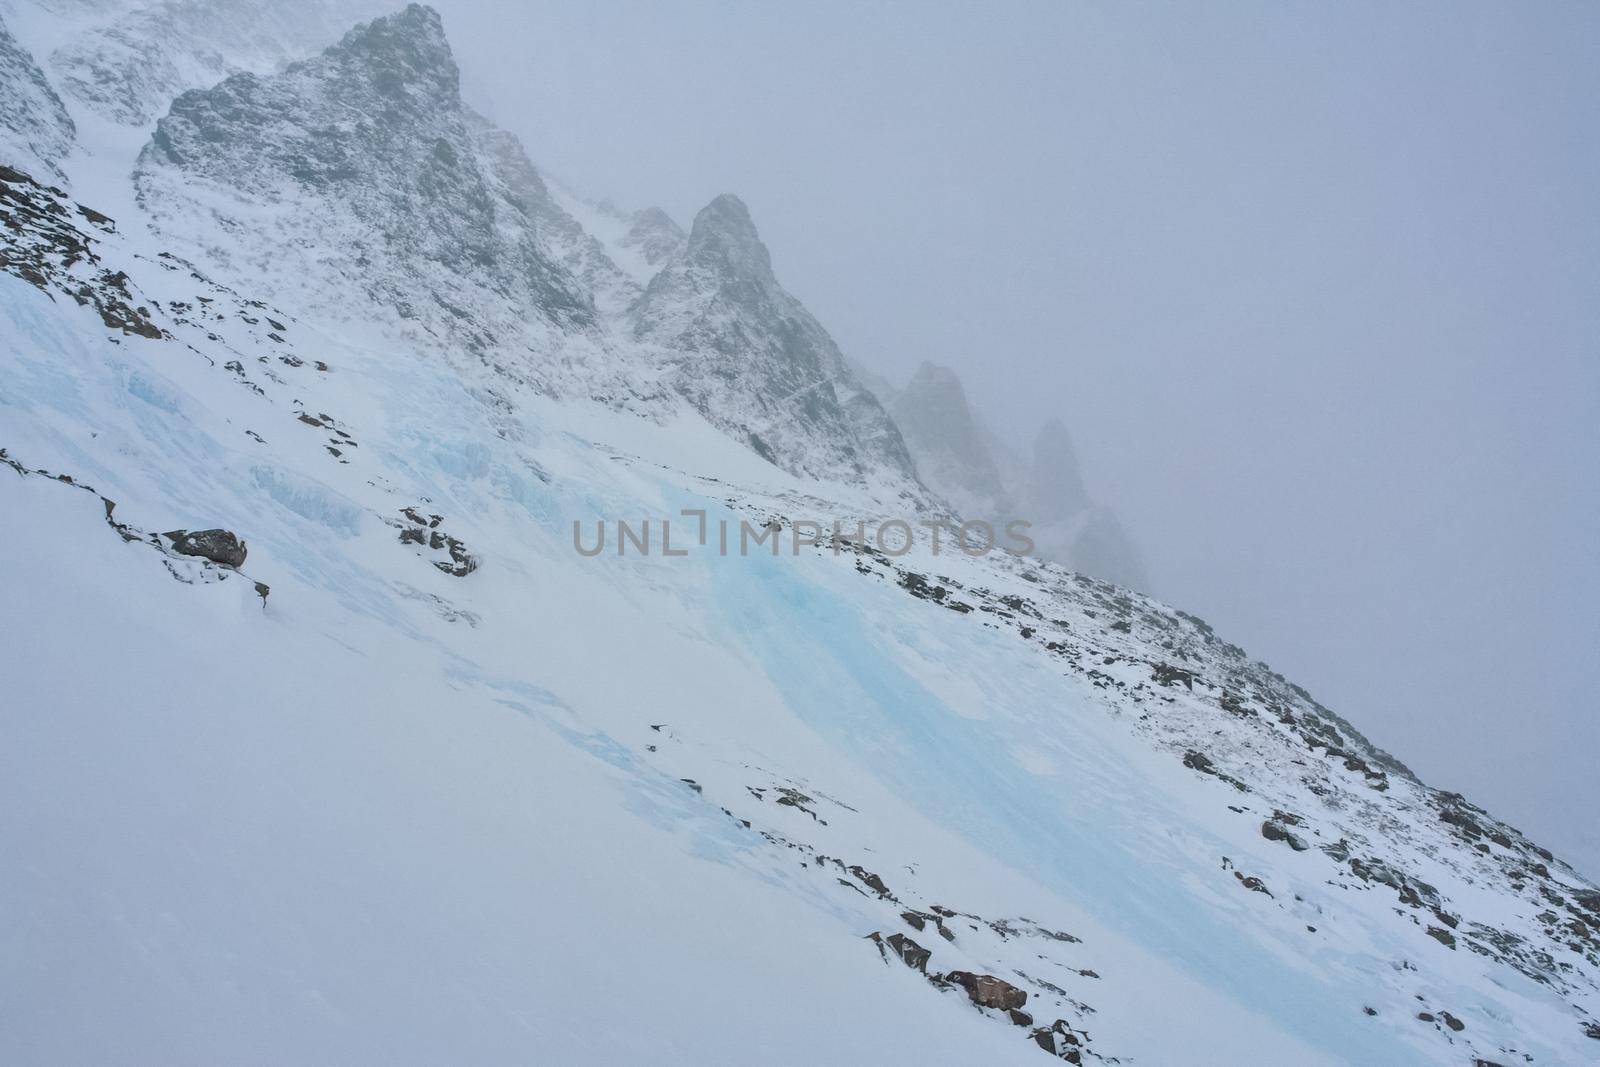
[631,193,923,494]
[133,4,602,368]
[470,114,640,319]
[0,14,74,183]
[43,0,377,126]
[3,4,1599,1063]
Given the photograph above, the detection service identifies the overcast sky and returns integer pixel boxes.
[433,1,1599,872]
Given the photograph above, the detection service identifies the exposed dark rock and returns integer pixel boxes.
[163,528,247,567]
[1030,1018,1090,1063]
[1232,869,1272,896]
[396,507,477,576]
[1183,750,1248,792]
[0,173,164,339]
[944,970,1027,1012]
[1261,819,1310,851]
[774,787,822,820]
[848,865,894,900]
[1151,662,1195,689]
[868,931,930,973]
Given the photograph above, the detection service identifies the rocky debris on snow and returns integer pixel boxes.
[900,910,956,942]
[848,864,895,900]
[1150,662,1195,689]
[638,741,1103,1060]
[393,507,477,577]
[867,931,930,973]
[767,508,1600,1004]
[899,569,974,613]
[774,786,824,822]
[293,406,359,462]
[1030,1017,1095,1062]
[1221,858,1273,897]
[1182,749,1248,792]
[0,166,163,339]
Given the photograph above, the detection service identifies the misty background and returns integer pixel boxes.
[429,1,1598,871]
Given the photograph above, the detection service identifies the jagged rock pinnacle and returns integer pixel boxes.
[683,193,774,283]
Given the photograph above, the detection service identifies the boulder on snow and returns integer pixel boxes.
[943,970,1027,1011]
[1262,819,1310,851]
[163,528,247,567]
[869,931,931,973]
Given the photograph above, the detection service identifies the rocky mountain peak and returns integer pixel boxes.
[136,3,601,347]
[888,362,1011,519]
[1031,416,1090,522]
[330,3,454,103]
[682,192,774,286]
[630,194,921,493]
[901,362,972,421]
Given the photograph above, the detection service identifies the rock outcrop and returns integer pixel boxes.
[163,529,248,568]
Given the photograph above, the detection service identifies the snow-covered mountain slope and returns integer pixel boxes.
[547,181,687,290]
[0,12,74,183]
[3,5,1599,1063]
[130,4,919,496]
[471,114,641,319]
[34,0,379,127]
